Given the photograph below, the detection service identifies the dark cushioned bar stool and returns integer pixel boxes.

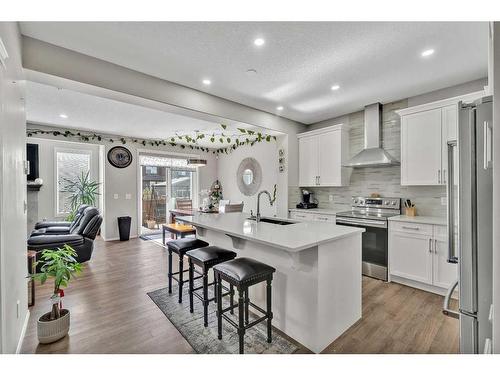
[213,257,276,354]
[185,246,237,327]
[166,238,209,303]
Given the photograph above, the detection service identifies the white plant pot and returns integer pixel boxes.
[37,309,70,344]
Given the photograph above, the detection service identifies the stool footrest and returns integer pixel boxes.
[172,274,202,284]
[221,311,268,331]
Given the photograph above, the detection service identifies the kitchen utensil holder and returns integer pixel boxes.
[406,207,416,217]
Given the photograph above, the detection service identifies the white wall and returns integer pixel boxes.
[0,22,28,354]
[216,139,281,217]
[26,138,101,231]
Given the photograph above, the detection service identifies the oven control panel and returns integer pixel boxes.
[352,196,401,210]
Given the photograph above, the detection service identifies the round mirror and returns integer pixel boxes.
[242,169,254,185]
[236,158,262,196]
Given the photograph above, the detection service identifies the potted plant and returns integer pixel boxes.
[31,244,83,344]
[60,170,100,221]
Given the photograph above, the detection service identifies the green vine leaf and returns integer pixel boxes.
[220,124,227,130]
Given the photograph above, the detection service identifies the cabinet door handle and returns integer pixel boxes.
[434,239,438,254]
[402,226,419,230]
[438,169,441,184]
[429,238,433,253]
[443,169,446,184]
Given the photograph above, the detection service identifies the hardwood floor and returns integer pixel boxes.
[21,237,458,354]
[324,277,459,354]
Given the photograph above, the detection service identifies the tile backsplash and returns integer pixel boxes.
[289,99,447,217]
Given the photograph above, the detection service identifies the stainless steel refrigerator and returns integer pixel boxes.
[443,96,493,354]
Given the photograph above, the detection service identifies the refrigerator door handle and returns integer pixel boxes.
[447,141,458,263]
[483,120,493,170]
[442,279,460,319]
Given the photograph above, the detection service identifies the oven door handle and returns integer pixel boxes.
[336,217,387,228]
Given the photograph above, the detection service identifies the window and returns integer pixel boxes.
[171,169,194,199]
[56,149,91,215]
[145,166,158,175]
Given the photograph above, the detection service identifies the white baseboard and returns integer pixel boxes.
[389,275,458,299]
[15,310,30,354]
[102,235,138,242]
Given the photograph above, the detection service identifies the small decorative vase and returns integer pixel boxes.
[37,309,70,344]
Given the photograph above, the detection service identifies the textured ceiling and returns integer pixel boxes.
[20,22,488,124]
[25,81,274,149]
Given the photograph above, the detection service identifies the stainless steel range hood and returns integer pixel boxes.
[343,103,400,168]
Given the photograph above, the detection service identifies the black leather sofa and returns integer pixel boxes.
[28,206,103,264]
[31,204,89,236]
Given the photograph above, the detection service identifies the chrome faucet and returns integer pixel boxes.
[255,185,277,223]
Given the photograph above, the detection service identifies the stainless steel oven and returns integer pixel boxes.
[336,197,401,281]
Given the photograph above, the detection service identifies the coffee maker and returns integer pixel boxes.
[296,189,318,209]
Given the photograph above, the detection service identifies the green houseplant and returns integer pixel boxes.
[31,244,83,344]
[60,170,100,221]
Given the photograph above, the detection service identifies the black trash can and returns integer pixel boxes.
[117,216,131,241]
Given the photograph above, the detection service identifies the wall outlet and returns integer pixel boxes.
[113,194,119,200]
[441,197,447,206]
[125,193,131,200]
[329,195,334,202]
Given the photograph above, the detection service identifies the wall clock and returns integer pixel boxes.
[107,146,133,168]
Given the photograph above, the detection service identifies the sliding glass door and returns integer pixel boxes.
[139,154,196,235]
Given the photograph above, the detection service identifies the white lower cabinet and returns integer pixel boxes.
[389,222,457,294]
[432,227,458,289]
[289,211,335,223]
[389,231,433,284]
[289,211,315,221]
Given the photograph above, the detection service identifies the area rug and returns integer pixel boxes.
[139,233,167,247]
[147,285,299,354]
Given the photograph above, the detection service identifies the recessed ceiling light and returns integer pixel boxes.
[202,79,211,85]
[59,114,68,119]
[331,85,340,91]
[276,106,284,111]
[421,49,435,57]
[254,38,265,47]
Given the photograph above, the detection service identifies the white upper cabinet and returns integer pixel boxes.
[401,108,442,185]
[298,124,350,187]
[298,135,319,187]
[397,92,483,186]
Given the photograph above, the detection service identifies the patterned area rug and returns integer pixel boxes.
[147,285,299,354]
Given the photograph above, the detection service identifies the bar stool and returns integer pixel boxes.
[213,257,276,354]
[166,238,209,303]
[185,246,237,327]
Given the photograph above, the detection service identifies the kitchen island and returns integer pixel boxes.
[177,212,364,353]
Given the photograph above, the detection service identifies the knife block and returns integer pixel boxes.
[405,207,416,216]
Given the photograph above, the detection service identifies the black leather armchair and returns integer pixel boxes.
[32,205,89,236]
[28,206,103,264]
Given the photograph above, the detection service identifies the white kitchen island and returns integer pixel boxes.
[177,212,364,353]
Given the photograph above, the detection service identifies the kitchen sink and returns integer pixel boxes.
[246,217,296,225]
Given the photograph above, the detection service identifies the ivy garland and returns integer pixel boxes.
[26,124,278,155]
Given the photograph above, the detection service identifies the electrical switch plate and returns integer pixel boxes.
[441,197,447,206]
[329,195,334,202]
[113,194,119,200]
[125,193,131,200]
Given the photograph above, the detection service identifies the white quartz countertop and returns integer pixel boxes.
[288,208,342,215]
[177,212,364,252]
[388,215,446,226]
